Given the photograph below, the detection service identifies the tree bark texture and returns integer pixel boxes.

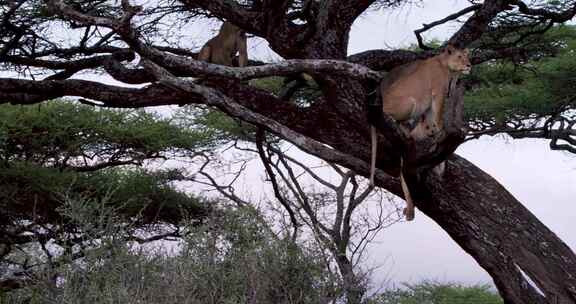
[423,156,576,303]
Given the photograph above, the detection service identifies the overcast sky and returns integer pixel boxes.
[366,137,576,288]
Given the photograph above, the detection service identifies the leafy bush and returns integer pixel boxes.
[369,281,503,304]
[2,206,339,304]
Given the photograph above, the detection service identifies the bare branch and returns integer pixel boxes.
[190,155,251,207]
[510,0,576,22]
[255,128,300,237]
[415,4,482,50]
[0,78,192,107]
[448,0,513,47]
[275,150,333,236]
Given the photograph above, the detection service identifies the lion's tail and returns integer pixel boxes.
[370,126,377,186]
[400,157,415,221]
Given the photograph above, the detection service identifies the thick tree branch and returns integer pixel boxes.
[3,51,135,80]
[347,46,549,71]
[0,78,192,107]
[178,0,262,34]
[422,155,576,303]
[142,59,399,187]
[448,0,512,47]
[327,0,377,26]
[3,52,134,71]
[44,0,385,83]
[347,49,430,71]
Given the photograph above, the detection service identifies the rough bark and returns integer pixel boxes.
[422,155,576,304]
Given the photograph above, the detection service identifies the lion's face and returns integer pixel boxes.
[444,46,472,75]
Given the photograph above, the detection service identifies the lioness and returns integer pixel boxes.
[370,44,471,221]
[198,21,248,67]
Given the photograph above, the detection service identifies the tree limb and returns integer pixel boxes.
[448,0,513,47]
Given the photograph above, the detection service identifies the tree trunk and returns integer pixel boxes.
[418,155,576,304]
[335,255,364,304]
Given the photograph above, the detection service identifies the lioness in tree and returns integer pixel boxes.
[370,44,471,221]
[198,21,248,67]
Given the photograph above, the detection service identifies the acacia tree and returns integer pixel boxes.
[1,1,576,303]
[0,101,214,291]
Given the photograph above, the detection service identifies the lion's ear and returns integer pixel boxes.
[445,44,456,55]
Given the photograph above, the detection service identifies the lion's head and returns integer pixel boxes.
[442,45,472,75]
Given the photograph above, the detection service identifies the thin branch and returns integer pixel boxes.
[193,155,251,207]
[333,170,353,238]
[268,145,337,190]
[510,0,576,22]
[275,150,333,236]
[415,4,482,50]
[255,128,300,237]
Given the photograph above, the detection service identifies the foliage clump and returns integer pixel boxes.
[0,101,214,226]
[2,206,339,304]
[464,25,576,123]
[369,281,503,304]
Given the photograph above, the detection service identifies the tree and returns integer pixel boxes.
[0,101,385,303]
[1,1,576,303]
[181,115,399,303]
[2,203,341,304]
[0,101,213,290]
[251,130,399,303]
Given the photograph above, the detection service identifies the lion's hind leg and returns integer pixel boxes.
[399,158,415,221]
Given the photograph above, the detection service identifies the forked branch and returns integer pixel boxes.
[415,4,482,50]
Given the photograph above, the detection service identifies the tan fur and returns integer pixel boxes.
[198,21,248,67]
[369,45,471,221]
